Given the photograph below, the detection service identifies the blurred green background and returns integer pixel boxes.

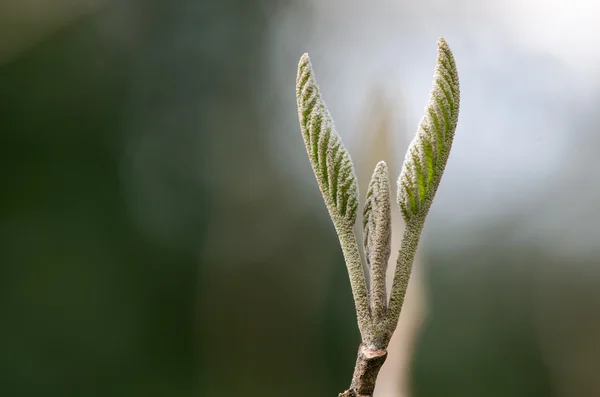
[2,1,600,396]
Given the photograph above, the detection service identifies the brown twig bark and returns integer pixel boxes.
[338,344,388,397]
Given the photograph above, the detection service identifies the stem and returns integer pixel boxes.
[385,218,424,332]
[336,223,370,340]
[338,344,388,397]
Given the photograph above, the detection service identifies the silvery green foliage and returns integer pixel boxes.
[296,54,371,339]
[398,38,460,221]
[295,38,460,360]
[296,54,359,228]
[363,161,392,322]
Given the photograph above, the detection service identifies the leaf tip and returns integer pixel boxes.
[373,161,390,187]
[299,52,311,67]
[375,160,388,173]
[297,53,314,89]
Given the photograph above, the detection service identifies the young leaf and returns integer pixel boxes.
[397,38,460,221]
[363,161,392,321]
[296,54,359,227]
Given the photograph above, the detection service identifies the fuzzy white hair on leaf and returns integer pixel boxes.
[398,38,460,221]
[363,161,392,321]
[296,54,359,227]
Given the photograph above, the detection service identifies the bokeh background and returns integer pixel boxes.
[2,0,600,396]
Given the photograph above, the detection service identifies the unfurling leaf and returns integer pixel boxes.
[296,54,359,227]
[398,38,460,221]
[363,161,392,320]
[363,161,392,270]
